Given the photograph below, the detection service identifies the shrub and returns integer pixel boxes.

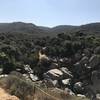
[0,74,35,100]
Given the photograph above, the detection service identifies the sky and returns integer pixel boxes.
[0,0,100,27]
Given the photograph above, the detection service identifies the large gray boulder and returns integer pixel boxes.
[80,56,89,66]
[62,78,71,86]
[83,48,92,57]
[97,71,100,79]
[74,56,89,73]
[23,65,39,81]
[74,62,84,75]
[94,46,100,54]
[29,73,39,81]
[43,69,63,80]
[24,64,33,74]
[96,93,100,100]
[74,53,82,61]
[49,63,58,69]
[44,67,73,81]
[73,82,85,94]
[43,79,59,87]
[89,55,100,69]
[64,88,75,95]
[60,67,73,78]
[0,68,3,74]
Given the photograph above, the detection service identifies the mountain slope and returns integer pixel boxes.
[39,23,100,36]
[0,22,100,37]
[78,23,100,35]
[0,22,48,37]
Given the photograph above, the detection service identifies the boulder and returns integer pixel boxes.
[91,70,98,82]
[60,67,73,78]
[62,78,71,85]
[0,74,8,78]
[77,94,86,98]
[0,68,3,74]
[96,93,100,100]
[94,46,100,54]
[49,63,58,69]
[43,79,59,87]
[29,73,39,81]
[83,48,92,57]
[24,64,33,74]
[85,88,96,100]
[16,68,22,72]
[73,82,85,94]
[43,69,63,80]
[52,80,58,87]
[64,88,75,96]
[74,53,82,61]
[89,55,100,69]
[80,56,89,65]
[74,62,84,75]
[23,74,30,80]
[97,72,100,79]
[74,56,89,73]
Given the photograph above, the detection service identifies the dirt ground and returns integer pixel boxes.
[0,87,19,100]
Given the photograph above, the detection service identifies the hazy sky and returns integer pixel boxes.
[0,0,100,27]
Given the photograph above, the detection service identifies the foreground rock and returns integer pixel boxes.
[24,64,39,81]
[43,69,63,80]
[89,55,100,69]
[44,68,73,79]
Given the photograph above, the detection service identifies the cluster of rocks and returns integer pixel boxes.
[0,47,100,99]
[36,47,100,99]
[23,64,39,81]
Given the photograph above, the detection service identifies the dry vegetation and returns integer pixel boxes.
[0,74,89,100]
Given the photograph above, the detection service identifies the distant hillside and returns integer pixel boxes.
[39,25,77,33]
[39,25,78,36]
[39,26,51,32]
[0,22,48,37]
[78,23,100,35]
[39,23,100,36]
[51,25,78,35]
[0,22,100,37]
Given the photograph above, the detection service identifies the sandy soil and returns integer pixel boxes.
[0,87,19,100]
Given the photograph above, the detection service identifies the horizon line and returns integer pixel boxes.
[0,21,100,28]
